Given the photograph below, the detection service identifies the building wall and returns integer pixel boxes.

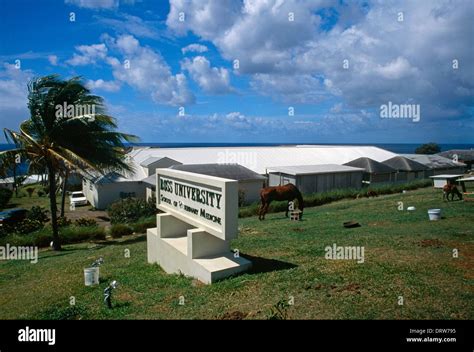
[269,171,363,194]
[369,173,396,184]
[268,173,296,187]
[83,180,147,209]
[238,180,265,204]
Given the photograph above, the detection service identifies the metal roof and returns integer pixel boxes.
[140,156,165,167]
[437,150,474,162]
[402,154,466,169]
[267,164,365,176]
[382,156,429,171]
[128,145,397,175]
[169,163,266,181]
[343,157,397,174]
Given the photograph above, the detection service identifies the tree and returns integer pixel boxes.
[415,143,441,155]
[1,75,138,250]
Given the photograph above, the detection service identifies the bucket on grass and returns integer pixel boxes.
[428,209,441,221]
[84,267,99,286]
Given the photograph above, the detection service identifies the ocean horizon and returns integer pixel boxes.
[1,142,473,155]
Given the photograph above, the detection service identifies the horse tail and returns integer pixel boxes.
[296,188,304,212]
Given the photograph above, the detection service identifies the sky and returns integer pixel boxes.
[0,0,473,144]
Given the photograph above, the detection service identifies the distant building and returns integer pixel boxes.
[402,154,466,176]
[144,163,266,204]
[382,156,429,182]
[437,150,474,170]
[267,164,365,194]
[343,157,397,184]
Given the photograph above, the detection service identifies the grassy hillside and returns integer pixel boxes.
[0,187,472,319]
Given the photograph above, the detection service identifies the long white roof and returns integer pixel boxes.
[124,145,397,179]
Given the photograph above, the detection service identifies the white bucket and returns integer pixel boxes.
[84,267,99,286]
[428,209,441,221]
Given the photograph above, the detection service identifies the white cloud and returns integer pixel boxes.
[86,79,121,92]
[167,0,474,118]
[181,44,208,55]
[48,55,58,66]
[96,14,161,39]
[109,35,195,105]
[66,44,108,66]
[0,63,32,138]
[181,56,233,94]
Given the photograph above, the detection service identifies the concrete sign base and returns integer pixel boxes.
[147,214,251,284]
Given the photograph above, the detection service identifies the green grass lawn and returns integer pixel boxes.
[0,187,472,319]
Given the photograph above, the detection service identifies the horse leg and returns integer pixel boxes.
[262,201,271,220]
[258,201,265,220]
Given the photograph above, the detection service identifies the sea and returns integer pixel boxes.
[1,143,473,177]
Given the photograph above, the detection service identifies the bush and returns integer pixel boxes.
[0,188,13,209]
[130,216,155,234]
[110,224,133,238]
[74,217,98,227]
[26,187,35,197]
[57,217,72,227]
[37,190,45,197]
[27,206,49,224]
[14,219,44,234]
[0,225,106,247]
[60,226,106,243]
[238,179,432,218]
[107,197,156,224]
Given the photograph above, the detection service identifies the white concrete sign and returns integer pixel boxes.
[156,169,237,240]
[148,168,250,284]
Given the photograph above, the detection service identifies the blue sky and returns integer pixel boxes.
[0,0,473,143]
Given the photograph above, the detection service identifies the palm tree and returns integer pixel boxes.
[1,75,138,250]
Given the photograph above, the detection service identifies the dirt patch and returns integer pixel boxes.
[293,227,306,232]
[219,311,248,320]
[418,239,444,248]
[64,206,110,228]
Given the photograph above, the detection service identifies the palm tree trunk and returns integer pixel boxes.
[47,161,61,251]
[13,163,18,196]
[60,169,69,218]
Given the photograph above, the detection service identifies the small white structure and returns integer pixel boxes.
[429,174,463,188]
[147,169,251,284]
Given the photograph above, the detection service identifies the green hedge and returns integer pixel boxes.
[0,225,106,247]
[239,179,432,218]
[110,224,133,238]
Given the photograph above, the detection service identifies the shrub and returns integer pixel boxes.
[110,224,133,238]
[27,206,49,224]
[14,219,44,234]
[57,217,72,227]
[130,216,155,234]
[74,217,98,227]
[37,190,45,197]
[60,226,106,242]
[238,179,432,218]
[26,187,35,197]
[107,197,156,224]
[0,188,13,209]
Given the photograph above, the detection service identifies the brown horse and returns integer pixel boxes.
[443,183,463,201]
[258,183,304,220]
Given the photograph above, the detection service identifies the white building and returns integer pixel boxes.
[83,145,398,209]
